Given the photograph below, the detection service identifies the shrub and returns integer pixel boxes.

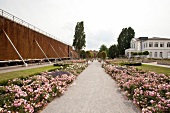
[0,80,9,86]
[53,63,70,69]
[124,62,142,66]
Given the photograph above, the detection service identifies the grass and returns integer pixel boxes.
[135,64,170,76]
[0,66,60,83]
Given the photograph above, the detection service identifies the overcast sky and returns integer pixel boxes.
[1,0,170,50]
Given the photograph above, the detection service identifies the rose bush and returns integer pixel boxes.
[0,62,87,113]
[103,64,170,113]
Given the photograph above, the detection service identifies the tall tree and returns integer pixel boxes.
[72,21,86,57]
[99,44,108,55]
[108,44,118,59]
[117,27,135,56]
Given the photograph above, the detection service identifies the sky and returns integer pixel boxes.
[1,0,170,51]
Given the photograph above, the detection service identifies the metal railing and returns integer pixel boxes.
[0,9,70,46]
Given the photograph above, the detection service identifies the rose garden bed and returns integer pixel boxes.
[102,63,170,113]
[0,61,87,113]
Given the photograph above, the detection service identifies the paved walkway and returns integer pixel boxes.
[142,62,170,68]
[0,63,53,73]
[42,60,140,113]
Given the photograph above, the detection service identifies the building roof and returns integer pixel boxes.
[132,37,170,41]
[148,37,170,40]
[125,48,138,52]
[138,37,148,40]
[132,38,140,41]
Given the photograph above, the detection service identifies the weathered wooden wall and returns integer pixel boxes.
[0,16,78,60]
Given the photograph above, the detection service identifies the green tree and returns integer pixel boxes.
[99,44,108,56]
[142,51,149,61]
[72,21,86,58]
[117,27,135,56]
[108,44,118,59]
[98,51,107,60]
[80,50,86,59]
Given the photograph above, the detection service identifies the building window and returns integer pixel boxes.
[154,52,157,57]
[160,42,164,47]
[154,42,158,47]
[160,52,163,58]
[149,42,153,47]
[167,42,170,47]
[144,43,145,48]
[149,52,152,58]
[134,44,135,48]
[168,51,170,58]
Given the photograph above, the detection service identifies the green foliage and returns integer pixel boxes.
[108,44,119,59]
[132,52,137,55]
[53,63,70,69]
[90,51,94,58]
[123,62,142,66]
[117,27,135,56]
[132,51,149,56]
[99,44,108,54]
[0,86,6,95]
[138,52,143,55]
[0,80,8,86]
[80,50,86,59]
[143,51,149,55]
[86,51,93,58]
[99,51,107,60]
[72,21,86,57]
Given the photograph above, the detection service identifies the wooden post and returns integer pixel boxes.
[34,38,51,64]
[3,30,28,67]
[49,43,63,63]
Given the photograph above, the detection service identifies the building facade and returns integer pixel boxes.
[125,37,170,59]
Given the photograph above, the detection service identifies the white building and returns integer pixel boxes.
[125,37,170,59]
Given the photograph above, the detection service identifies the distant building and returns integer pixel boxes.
[125,37,170,59]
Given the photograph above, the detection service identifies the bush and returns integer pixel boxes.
[0,80,9,86]
[53,63,70,69]
[124,62,142,66]
[120,62,142,66]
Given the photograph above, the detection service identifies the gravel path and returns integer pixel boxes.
[42,60,140,113]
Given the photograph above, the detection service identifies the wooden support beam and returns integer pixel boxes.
[34,38,51,64]
[2,30,28,67]
[49,43,63,63]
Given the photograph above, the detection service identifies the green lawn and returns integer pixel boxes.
[0,66,60,82]
[135,64,170,76]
